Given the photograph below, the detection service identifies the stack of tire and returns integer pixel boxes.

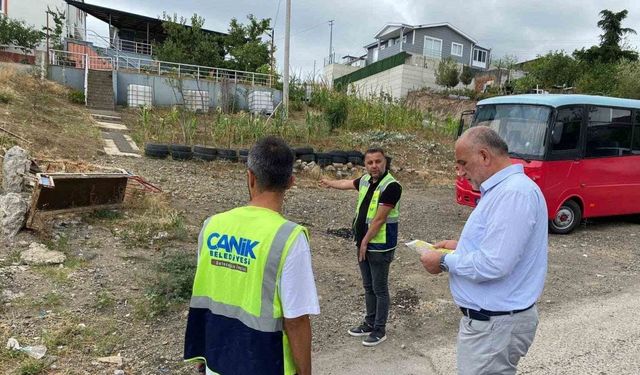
[238,149,249,163]
[144,143,170,159]
[315,152,332,168]
[193,145,217,161]
[294,147,316,163]
[169,144,192,160]
[347,151,364,166]
[217,149,238,162]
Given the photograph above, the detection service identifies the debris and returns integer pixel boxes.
[2,146,31,193]
[326,228,353,239]
[20,242,66,265]
[98,354,124,367]
[114,370,125,375]
[6,337,47,359]
[1,192,29,240]
[0,125,31,144]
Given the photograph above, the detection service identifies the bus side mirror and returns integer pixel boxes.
[457,118,465,138]
[551,122,564,145]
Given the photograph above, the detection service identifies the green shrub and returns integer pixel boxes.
[67,90,85,104]
[324,94,348,130]
[0,89,14,104]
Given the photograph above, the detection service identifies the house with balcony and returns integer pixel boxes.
[324,22,492,99]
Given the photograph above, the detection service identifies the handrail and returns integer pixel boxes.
[71,27,153,56]
[114,55,274,87]
[48,49,113,71]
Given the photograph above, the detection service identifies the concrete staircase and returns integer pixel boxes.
[87,70,115,110]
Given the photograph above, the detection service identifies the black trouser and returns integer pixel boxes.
[357,249,395,333]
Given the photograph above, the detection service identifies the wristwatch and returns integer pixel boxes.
[439,254,449,272]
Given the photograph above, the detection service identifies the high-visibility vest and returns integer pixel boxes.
[184,206,307,375]
[355,173,401,251]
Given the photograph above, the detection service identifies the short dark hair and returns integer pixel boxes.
[365,147,385,157]
[247,136,294,192]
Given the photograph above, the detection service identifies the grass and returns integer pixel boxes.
[120,193,188,248]
[135,253,196,319]
[90,209,123,220]
[42,318,122,357]
[17,359,46,375]
[94,291,115,311]
[40,292,63,308]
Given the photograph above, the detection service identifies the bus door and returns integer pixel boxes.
[579,106,639,217]
[545,106,585,216]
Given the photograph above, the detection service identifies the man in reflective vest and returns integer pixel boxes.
[320,148,402,346]
[184,136,320,375]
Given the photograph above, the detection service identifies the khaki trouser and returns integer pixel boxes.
[457,305,539,375]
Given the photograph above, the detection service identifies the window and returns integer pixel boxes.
[473,49,487,63]
[451,42,463,57]
[552,107,583,151]
[402,35,407,44]
[380,43,386,50]
[634,112,640,154]
[586,106,633,157]
[388,39,394,46]
[424,36,442,58]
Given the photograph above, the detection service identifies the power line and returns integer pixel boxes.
[273,0,282,29]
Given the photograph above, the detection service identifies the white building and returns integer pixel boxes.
[2,0,86,41]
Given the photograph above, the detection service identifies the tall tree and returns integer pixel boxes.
[155,13,225,67]
[435,58,460,88]
[574,9,638,63]
[224,15,271,72]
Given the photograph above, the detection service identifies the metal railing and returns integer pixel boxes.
[49,50,112,71]
[114,55,274,87]
[71,28,153,56]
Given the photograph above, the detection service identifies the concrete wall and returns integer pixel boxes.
[322,63,361,87]
[348,55,472,100]
[48,65,84,91]
[47,66,283,110]
[114,72,282,110]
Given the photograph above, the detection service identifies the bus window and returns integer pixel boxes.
[586,107,632,157]
[552,107,582,152]
[634,112,640,155]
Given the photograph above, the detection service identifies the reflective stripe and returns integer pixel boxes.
[261,220,298,319]
[197,216,213,260]
[366,216,399,224]
[190,295,284,332]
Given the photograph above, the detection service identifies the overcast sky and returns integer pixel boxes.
[85,0,640,78]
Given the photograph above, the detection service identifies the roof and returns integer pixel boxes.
[65,0,225,37]
[478,94,640,109]
[371,22,478,44]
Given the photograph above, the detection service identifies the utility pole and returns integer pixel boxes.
[269,28,275,77]
[283,0,291,117]
[328,20,334,64]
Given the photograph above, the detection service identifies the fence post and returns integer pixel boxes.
[252,73,255,86]
[234,71,238,84]
[198,66,201,79]
[84,54,89,106]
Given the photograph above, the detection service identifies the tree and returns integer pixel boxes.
[43,7,66,50]
[0,16,43,50]
[155,13,225,67]
[460,65,474,86]
[224,15,272,73]
[435,58,460,88]
[513,51,580,92]
[573,9,638,63]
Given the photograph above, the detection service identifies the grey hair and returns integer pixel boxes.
[464,126,508,155]
[247,136,295,192]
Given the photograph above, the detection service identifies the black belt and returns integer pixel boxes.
[460,303,535,321]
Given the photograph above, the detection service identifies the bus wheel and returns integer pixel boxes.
[549,200,582,234]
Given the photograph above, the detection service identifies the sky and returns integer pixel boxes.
[84,0,640,78]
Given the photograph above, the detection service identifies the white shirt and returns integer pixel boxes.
[279,232,320,318]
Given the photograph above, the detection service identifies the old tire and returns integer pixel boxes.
[193,145,217,155]
[317,158,332,168]
[549,200,581,234]
[169,144,192,153]
[144,143,169,158]
[193,152,216,161]
[300,153,316,163]
[348,156,363,166]
[295,147,314,156]
[218,149,238,162]
[171,150,193,161]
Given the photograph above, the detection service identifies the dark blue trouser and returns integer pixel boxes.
[358,249,395,333]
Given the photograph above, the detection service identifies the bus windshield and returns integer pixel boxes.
[472,104,552,158]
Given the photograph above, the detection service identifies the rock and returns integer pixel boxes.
[310,165,322,179]
[307,161,316,169]
[98,355,123,367]
[152,231,169,240]
[20,243,66,265]
[332,163,344,169]
[114,370,125,375]
[1,193,29,240]
[325,166,336,172]
[391,166,400,173]
[346,162,353,168]
[2,146,30,193]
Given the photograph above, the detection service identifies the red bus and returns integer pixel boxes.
[456,94,640,234]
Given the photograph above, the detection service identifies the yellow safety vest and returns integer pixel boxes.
[355,173,401,251]
[184,206,307,375]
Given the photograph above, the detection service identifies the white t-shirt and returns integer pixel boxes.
[279,232,320,318]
